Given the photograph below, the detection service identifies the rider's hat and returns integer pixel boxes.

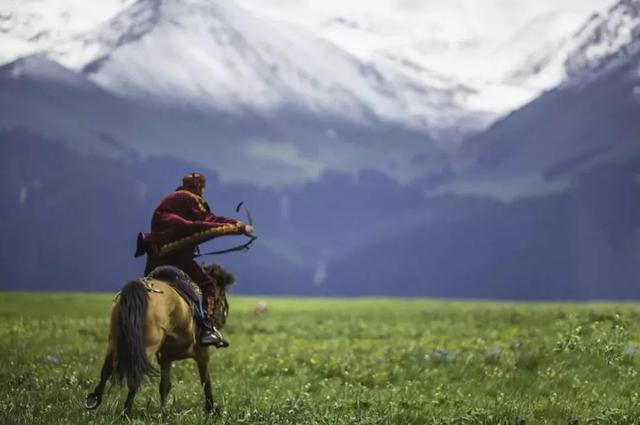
[182,172,206,188]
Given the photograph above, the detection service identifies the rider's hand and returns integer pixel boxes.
[244,224,254,235]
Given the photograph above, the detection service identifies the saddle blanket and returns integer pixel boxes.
[146,265,206,321]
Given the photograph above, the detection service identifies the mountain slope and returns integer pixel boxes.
[0,51,452,187]
[0,128,317,294]
[511,0,640,91]
[0,0,136,64]
[565,0,640,82]
[445,0,640,200]
[4,0,617,142]
[238,0,617,119]
[325,54,640,298]
[2,0,639,299]
[326,164,640,299]
[1,0,465,187]
[3,0,469,137]
[324,2,640,298]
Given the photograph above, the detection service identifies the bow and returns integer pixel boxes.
[194,201,257,257]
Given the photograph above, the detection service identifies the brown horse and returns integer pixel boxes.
[84,264,235,416]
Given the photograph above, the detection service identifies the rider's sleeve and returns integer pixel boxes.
[161,211,244,235]
[150,194,245,256]
[186,196,245,233]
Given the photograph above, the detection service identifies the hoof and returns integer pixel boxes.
[206,404,221,417]
[84,393,101,410]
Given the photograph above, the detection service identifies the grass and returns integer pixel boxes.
[1,292,640,424]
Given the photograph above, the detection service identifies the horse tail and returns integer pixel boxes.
[114,280,157,388]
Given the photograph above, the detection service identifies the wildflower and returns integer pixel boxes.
[624,345,636,361]
[45,355,61,365]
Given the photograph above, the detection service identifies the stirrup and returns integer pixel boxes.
[200,328,230,348]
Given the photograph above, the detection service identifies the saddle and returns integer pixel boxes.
[146,266,207,324]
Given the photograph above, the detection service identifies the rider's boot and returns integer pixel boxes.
[200,327,229,348]
[200,293,229,348]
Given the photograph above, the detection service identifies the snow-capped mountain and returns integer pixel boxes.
[511,0,640,90]
[319,0,640,299]
[0,0,483,139]
[446,0,640,201]
[0,0,474,188]
[1,0,634,190]
[238,0,617,117]
[1,0,619,142]
[566,0,640,82]
[0,0,136,64]
[2,0,640,299]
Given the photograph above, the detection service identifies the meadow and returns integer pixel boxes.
[1,292,639,424]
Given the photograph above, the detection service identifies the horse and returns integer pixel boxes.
[84,264,235,416]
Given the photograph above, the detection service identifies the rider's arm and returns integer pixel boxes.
[186,195,248,234]
[160,211,245,235]
[174,193,248,235]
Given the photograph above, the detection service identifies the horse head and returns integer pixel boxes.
[202,263,235,328]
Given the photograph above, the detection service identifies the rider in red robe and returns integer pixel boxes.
[135,172,253,347]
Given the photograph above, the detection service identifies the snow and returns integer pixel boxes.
[25,0,480,135]
[566,0,640,81]
[0,0,136,63]
[0,0,628,138]
[512,0,640,89]
[0,33,34,64]
[80,1,380,117]
[237,0,618,113]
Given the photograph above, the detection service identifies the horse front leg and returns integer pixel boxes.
[195,349,215,414]
[159,359,172,409]
[84,352,113,410]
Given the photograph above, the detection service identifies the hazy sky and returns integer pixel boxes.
[235,0,617,95]
[236,0,616,32]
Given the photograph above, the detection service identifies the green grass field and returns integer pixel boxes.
[1,292,640,424]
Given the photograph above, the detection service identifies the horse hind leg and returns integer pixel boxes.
[123,386,138,418]
[123,340,164,417]
[122,362,142,417]
[84,352,113,410]
[159,358,172,409]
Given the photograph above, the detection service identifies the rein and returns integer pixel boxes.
[194,236,257,257]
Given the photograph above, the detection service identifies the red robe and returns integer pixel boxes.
[136,189,245,258]
[136,189,245,292]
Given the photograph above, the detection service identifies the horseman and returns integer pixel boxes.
[134,172,254,347]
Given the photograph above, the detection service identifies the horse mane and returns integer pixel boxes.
[202,263,235,288]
